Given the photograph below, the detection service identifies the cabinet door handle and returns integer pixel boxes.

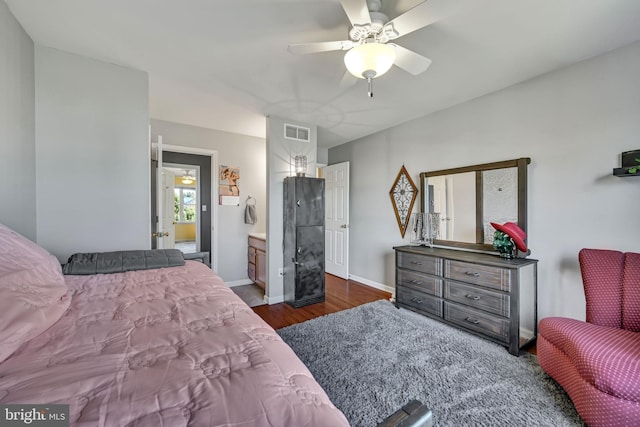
[465,317,480,325]
[410,261,423,265]
[465,271,480,277]
[465,294,481,301]
[410,279,423,285]
[410,297,423,304]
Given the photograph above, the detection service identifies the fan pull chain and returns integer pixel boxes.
[367,77,374,98]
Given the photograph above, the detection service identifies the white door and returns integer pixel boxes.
[153,135,174,249]
[430,175,448,240]
[161,169,176,249]
[151,136,165,248]
[323,162,349,279]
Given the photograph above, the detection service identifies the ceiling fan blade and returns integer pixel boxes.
[339,0,371,26]
[384,0,459,39]
[391,44,432,75]
[288,40,355,55]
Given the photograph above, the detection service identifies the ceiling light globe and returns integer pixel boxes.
[181,171,194,185]
[344,43,395,79]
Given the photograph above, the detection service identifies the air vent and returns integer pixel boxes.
[284,123,310,142]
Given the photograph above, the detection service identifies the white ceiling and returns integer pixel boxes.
[164,166,197,177]
[7,0,640,148]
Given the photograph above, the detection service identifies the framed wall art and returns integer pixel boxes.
[219,165,240,205]
[389,165,418,238]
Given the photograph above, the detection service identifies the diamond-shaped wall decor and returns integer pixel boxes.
[389,165,418,238]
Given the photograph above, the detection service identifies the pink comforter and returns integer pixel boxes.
[0,261,348,426]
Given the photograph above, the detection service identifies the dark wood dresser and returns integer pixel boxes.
[394,246,538,355]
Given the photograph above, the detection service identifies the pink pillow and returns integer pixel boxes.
[0,224,71,363]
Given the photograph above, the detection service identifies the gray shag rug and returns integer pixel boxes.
[277,300,584,427]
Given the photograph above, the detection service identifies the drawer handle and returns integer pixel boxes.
[465,317,480,325]
[410,261,423,265]
[410,279,423,285]
[465,271,480,277]
[410,297,423,304]
[465,294,481,301]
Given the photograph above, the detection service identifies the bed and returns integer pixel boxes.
[0,224,349,426]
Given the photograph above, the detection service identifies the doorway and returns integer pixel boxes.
[151,146,216,269]
[163,151,212,256]
[163,164,199,254]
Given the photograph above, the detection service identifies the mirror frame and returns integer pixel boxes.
[419,157,530,252]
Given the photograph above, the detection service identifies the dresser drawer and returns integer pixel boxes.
[397,286,442,317]
[397,252,442,276]
[248,246,256,263]
[397,270,442,297]
[445,260,512,292]
[444,302,509,343]
[444,281,510,317]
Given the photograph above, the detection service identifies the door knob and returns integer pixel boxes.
[340,224,349,229]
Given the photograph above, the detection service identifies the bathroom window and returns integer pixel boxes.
[174,187,197,223]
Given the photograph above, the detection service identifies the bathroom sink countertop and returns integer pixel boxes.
[249,232,266,240]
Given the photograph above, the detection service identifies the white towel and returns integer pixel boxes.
[244,204,256,224]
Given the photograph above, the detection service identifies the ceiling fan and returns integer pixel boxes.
[288,0,453,97]
[181,170,194,185]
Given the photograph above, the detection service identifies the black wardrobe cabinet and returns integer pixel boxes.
[283,176,325,307]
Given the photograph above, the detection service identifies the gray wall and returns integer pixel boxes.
[266,116,317,303]
[151,119,266,283]
[35,46,150,261]
[317,146,329,166]
[330,41,640,322]
[0,2,36,240]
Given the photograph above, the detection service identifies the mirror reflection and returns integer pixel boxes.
[425,172,475,242]
[482,168,518,244]
[420,158,529,252]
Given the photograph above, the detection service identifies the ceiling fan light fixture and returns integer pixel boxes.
[344,42,395,79]
[181,171,194,185]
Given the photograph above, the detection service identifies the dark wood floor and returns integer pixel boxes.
[252,273,391,329]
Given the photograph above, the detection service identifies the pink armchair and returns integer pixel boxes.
[538,249,640,426]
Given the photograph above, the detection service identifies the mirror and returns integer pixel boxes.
[420,158,530,252]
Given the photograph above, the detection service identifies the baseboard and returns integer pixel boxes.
[265,294,284,304]
[349,274,395,295]
[226,279,254,288]
[520,327,535,340]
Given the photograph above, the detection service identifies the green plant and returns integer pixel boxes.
[493,231,515,259]
[628,158,640,174]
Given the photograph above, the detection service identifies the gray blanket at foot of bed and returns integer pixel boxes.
[62,249,185,275]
